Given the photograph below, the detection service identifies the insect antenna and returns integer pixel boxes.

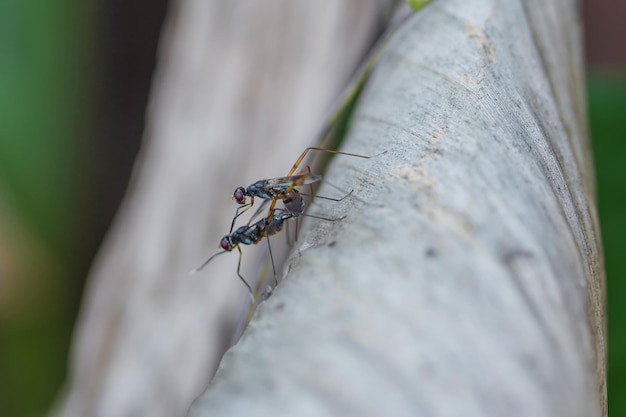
[189,250,228,275]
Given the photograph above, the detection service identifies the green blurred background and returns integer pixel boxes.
[0,1,167,415]
[0,1,623,416]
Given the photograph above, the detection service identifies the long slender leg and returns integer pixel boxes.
[299,212,346,222]
[295,214,300,242]
[265,236,278,286]
[230,200,254,233]
[263,148,384,230]
[284,217,293,246]
[262,170,312,229]
[263,198,280,231]
[305,165,316,207]
[246,198,270,225]
[300,188,354,202]
[299,165,353,208]
[236,246,255,302]
[286,147,386,176]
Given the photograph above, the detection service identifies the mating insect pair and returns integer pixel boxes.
[190,191,333,302]
[191,147,384,300]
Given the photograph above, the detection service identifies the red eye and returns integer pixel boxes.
[220,237,231,251]
[233,187,245,204]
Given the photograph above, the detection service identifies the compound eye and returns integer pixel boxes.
[220,237,232,251]
[233,187,246,204]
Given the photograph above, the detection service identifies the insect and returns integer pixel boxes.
[191,192,344,301]
[191,146,384,300]
[190,210,296,301]
[228,173,321,234]
[228,181,352,235]
[231,147,385,230]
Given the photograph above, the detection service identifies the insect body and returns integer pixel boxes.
[191,210,296,300]
[192,146,384,301]
[192,190,344,300]
[233,173,321,206]
[231,147,385,230]
[257,147,385,230]
[229,173,320,233]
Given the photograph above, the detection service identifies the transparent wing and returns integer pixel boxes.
[263,173,322,191]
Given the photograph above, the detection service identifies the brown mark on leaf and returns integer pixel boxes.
[464,75,479,88]
[429,126,450,140]
[466,23,495,63]
[390,164,436,191]
[390,164,476,239]
[389,164,439,211]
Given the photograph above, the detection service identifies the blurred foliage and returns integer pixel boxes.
[406,0,431,12]
[0,1,92,416]
[588,73,626,417]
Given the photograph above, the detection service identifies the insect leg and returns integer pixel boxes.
[246,198,270,225]
[266,235,278,287]
[295,213,300,242]
[285,217,293,246]
[230,200,254,234]
[236,246,255,303]
[287,147,387,176]
[263,197,280,230]
[299,212,347,222]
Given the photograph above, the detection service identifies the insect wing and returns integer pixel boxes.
[263,173,321,195]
